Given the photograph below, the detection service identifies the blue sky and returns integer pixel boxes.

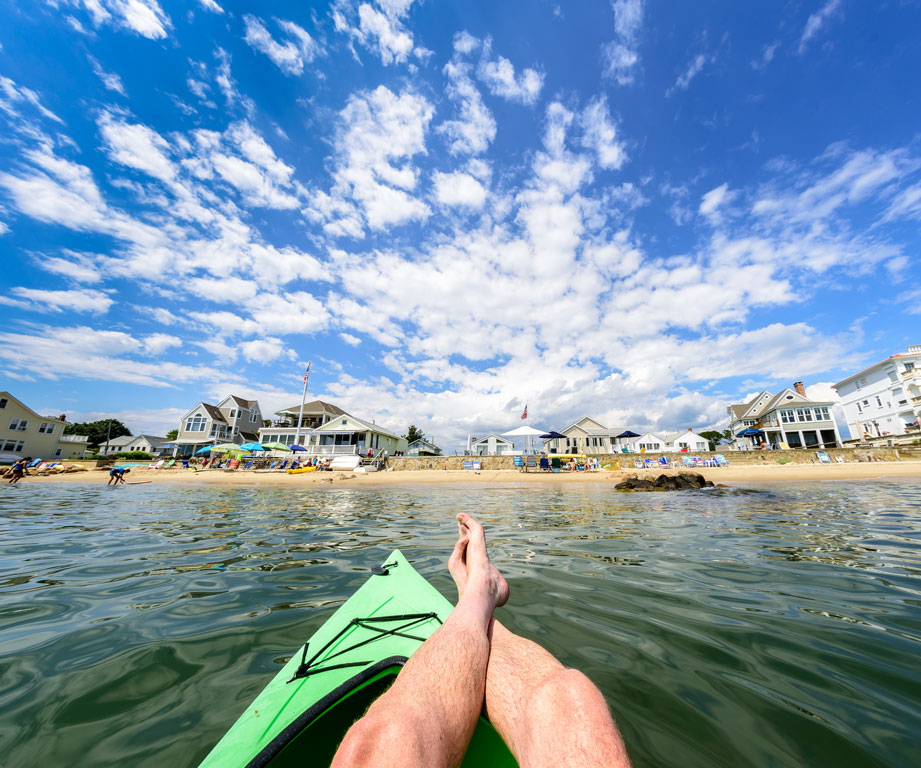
[1,0,919,449]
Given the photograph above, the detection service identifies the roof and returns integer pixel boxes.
[276,400,348,417]
[105,434,168,446]
[408,438,440,449]
[559,416,609,434]
[202,403,227,423]
[0,391,68,423]
[662,431,705,444]
[471,433,513,443]
[728,403,749,420]
[239,431,259,441]
[314,413,401,440]
[226,395,258,408]
[833,347,921,387]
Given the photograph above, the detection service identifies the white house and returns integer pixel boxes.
[311,412,408,456]
[662,429,710,453]
[407,438,442,456]
[258,400,348,447]
[175,395,263,455]
[542,416,625,455]
[101,434,168,455]
[0,391,68,461]
[470,434,514,455]
[832,345,921,439]
[728,382,842,449]
[624,433,666,453]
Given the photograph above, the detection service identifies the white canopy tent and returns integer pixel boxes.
[500,425,546,455]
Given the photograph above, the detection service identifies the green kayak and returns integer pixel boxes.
[198,549,518,768]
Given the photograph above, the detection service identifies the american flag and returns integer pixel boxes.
[521,404,528,420]
[304,361,311,383]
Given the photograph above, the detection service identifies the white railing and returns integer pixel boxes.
[304,445,358,456]
[901,369,919,381]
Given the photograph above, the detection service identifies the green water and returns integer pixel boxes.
[2,481,921,767]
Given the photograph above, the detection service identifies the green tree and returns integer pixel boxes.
[64,419,131,449]
[165,428,179,440]
[404,425,424,443]
[700,429,732,451]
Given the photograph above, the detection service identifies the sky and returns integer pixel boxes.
[1,0,920,450]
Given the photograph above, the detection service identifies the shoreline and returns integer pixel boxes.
[16,461,921,488]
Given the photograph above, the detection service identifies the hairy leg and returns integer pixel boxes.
[332,514,508,768]
[450,551,631,768]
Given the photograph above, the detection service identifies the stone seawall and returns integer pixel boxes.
[386,447,921,471]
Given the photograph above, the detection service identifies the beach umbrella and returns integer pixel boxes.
[212,443,245,453]
[539,431,567,439]
[501,425,546,455]
[194,446,213,454]
[736,428,764,437]
[239,442,266,451]
[288,444,308,451]
[261,442,290,451]
[616,430,641,438]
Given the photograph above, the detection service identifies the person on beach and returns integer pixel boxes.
[7,457,32,484]
[332,513,632,768]
[107,467,130,486]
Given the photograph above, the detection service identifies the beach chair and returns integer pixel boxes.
[27,458,42,468]
[181,460,190,469]
[243,460,253,469]
[228,459,240,470]
[550,457,561,472]
[714,454,729,467]
[657,457,669,468]
[634,459,644,469]
[472,461,482,471]
[539,456,550,472]
[279,460,289,470]
[464,460,473,470]
[525,456,537,472]
[816,450,832,464]
[514,456,524,471]
[166,459,176,469]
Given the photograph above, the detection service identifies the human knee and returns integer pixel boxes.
[531,668,607,716]
[335,708,426,766]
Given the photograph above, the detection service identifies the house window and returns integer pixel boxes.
[905,363,915,371]
[875,396,882,407]
[0,398,7,408]
[54,448,62,457]
[228,409,236,418]
[898,400,908,406]
[3,439,25,452]
[857,403,862,413]
[9,418,28,430]
[186,415,207,432]
[781,409,796,423]
[888,371,899,383]
[796,408,812,422]
[814,407,830,421]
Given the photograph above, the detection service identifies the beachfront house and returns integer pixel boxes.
[56,434,89,459]
[175,395,263,455]
[832,345,921,439]
[727,383,842,449]
[312,413,407,456]
[407,438,442,456]
[662,429,710,453]
[100,434,168,456]
[258,400,348,447]
[623,433,666,453]
[470,434,514,455]
[0,391,69,461]
[542,416,625,454]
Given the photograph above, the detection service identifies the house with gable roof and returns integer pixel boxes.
[727,382,841,449]
[542,416,625,455]
[174,394,263,455]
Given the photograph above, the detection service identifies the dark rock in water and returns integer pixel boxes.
[615,472,714,492]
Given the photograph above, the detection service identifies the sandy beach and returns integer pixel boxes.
[18,461,921,488]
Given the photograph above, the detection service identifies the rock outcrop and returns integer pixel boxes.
[615,472,714,491]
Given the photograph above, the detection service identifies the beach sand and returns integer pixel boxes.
[19,461,921,489]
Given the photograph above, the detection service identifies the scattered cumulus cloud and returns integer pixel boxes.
[88,55,127,95]
[799,0,843,54]
[602,0,644,85]
[243,14,318,76]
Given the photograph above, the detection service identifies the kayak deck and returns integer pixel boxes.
[199,550,517,768]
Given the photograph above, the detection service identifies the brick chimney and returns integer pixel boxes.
[793,381,806,396]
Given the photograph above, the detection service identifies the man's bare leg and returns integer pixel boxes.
[449,539,631,768]
[332,513,509,768]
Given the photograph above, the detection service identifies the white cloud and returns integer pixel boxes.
[476,40,544,106]
[4,287,113,313]
[603,0,644,85]
[240,337,288,363]
[433,171,487,208]
[666,52,708,96]
[0,76,64,124]
[64,0,172,39]
[312,86,434,233]
[99,112,175,182]
[197,0,223,12]
[699,182,732,216]
[356,3,413,65]
[438,40,496,156]
[340,332,362,346]
[37,251,102,283]
[799,0,842,54]
[579,96,626,170]
[752,41,779,70]
[88,55,127,96]
[243,15,318,76]
[142,333,182,355]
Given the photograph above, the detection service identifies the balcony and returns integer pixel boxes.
[901,369,919,381]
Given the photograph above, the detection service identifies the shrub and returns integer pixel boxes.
[113,451,154,460]
[776,458,791,465]
[86,453,108,460]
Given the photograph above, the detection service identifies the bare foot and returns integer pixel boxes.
[449,513,509,608]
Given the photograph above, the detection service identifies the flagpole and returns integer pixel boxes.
[295,362,311,447]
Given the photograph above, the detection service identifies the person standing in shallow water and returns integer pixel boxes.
[107,467,130,486]
[332,513,632,768]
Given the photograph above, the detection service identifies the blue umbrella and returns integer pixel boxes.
[288,444,307,452]
[159,444,179,450]
[616,430,641,438]
[195,445,213,454]
[736,428,764,437]
[239,442,265,451]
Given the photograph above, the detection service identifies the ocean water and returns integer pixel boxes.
[1,480,920,767]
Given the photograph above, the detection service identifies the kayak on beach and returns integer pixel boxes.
[197,550,517,768]
[285,466,316,474]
